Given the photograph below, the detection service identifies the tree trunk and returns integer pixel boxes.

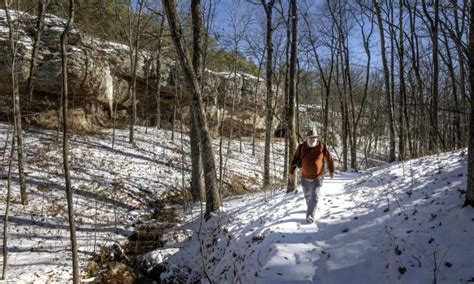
[465,0,474,207]
[302,11,334,146]
[190,0,205,202]
[4,1,27,205]
[252,58,264,156]
[154,18,164,129]
[27,0,49,112]
[162,0,221,219]
[453,0,466,147]
[2,128,15,280]
[129,0,145,144]
[287,0,297,193]
[283,2,291,182]
[398,0,405,161]
[441,28,461,150]
[374,0,396,163]
[60,0,80,281]
[262,0,276,190]
[421,0,440,153]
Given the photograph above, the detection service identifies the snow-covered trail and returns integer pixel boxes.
[255,173,382,283]
[160,150,474,283]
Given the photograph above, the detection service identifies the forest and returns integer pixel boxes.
[0,0,473,283]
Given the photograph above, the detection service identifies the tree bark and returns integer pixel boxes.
[154,18,164,129]
[398,0,405,161]
[162,0,221,219]
[465,0,474,207]
[60,0,80,281]
[422,0,440,153]
[129,0,145,144]
[374,0,396,163]
[262,0,276,190]
[2,127,15,280]
[27,0,49,112]
[4,0,27,205]
[287,0,297,193]
[453,0,466,147]
[190,0,205,202]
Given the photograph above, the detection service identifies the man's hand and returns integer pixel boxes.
[329,172,334,179]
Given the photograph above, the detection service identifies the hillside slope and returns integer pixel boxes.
[161,150,473,283]
[0,124,284,282]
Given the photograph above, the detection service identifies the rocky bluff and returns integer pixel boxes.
[0,9,268,136]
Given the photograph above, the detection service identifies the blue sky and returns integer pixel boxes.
[209,0,382,70]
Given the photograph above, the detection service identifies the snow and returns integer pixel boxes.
[0,123,285,282]
[0,122,472,283]
[0,9,22,21]
[205,69,263,82]
[162,150,473,283]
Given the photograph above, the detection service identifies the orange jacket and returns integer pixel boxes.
[289,141,335,180]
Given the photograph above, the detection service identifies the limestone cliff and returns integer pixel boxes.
[0,9,268,137]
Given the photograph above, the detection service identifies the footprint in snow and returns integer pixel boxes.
[295,253,302,264]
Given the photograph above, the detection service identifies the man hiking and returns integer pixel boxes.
[289,127,335,224]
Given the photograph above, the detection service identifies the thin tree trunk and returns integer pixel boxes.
[398,0,405,161]
[27,0,49,112]
[302,11,334,145]
[162,0,221,219]
[335,48,347,171]
[407,0,422,158]
[252,57,264,156]
[60,0,80,281]
[374,0,396,163]
[283,1,290,182]
[353,4,373,166]
[112,79,117,149]
[441,28,461,150]
[129,0,145,144]
[2,127,15,280]
[422,0,440,152]
[262,0,276,190]
[287,0,297,193]
[453,0,466,147]
[4,1,27,205]
[154,18,164,129]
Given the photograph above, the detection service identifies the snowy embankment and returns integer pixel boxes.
[0,124,285,283]
[161,150,473,283]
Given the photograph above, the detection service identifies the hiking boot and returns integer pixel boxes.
[306,215,314,224]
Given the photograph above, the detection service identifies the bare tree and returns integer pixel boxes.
[26,0,49,110]
[153,17,165,130]
[129,0,146,144]
[301,2,335,144]
[162,0,221,219]
[3,0,27,205]
[2,128,15,280]
[260,0,276,190]
[465,0,474,207]
[60,0,80,281]
[286,0,297,193]
[374,0,396,163]
[397,0,406,161]
[422,0,441,153]
[190,0,205,202]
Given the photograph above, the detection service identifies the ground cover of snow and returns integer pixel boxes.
[161,149,474,283]
[0,123,285,283]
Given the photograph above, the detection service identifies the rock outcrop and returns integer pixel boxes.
[0,9,268,136]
